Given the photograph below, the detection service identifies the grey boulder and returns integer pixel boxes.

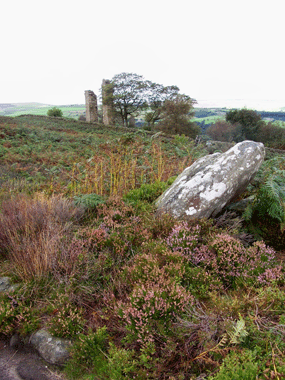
[0,277,12,292]
[0,277,19,293]
[156,140,265,219]
[30,329,71,365]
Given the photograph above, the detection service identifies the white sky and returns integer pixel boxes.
[1,0,285,109]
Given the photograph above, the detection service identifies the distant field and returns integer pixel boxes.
[193,115,225,125]
[193,107,285,128]
[1,103,285,128]
[0,103,85,119]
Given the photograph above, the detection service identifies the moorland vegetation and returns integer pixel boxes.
[0,76,285,379]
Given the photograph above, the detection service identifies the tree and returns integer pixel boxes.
[47,107,63,117]
[156,94,200,138]
[226,108,263,141]
[144,83,180,129]
[207,120,236,142]
[105,72,149,127]
[258,122,285,149]
[104,72,196,131]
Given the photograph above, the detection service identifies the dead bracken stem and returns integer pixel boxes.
[271,343,281,380]
[190,334,228,363]
[67,142,193,197]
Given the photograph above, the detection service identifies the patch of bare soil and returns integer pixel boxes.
[0,340,66,380]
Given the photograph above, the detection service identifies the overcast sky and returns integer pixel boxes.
[1,0,284,109]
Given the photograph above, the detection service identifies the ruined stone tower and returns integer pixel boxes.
[102,79,114,126]
[85,90,98,123]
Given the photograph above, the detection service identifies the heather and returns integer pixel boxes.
[1,115,285,379]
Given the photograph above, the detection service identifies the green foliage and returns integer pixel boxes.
[164,220,282,289]
[121,245,193,344]
[258,121,285,149]
[243,156,285,231]
[258,174,285,226]
[123,179,173,204]
[143,83,179,128]
[228,314,248,344]
[0,292,41,336]
[182,265,223,298]
[96,343,137,380]
[48,294,85,338]
[226,108,263,141]
[2,112,285,379]
[47,107,63,117]
[156,94,200,138]
[64,327,109,379]
[206,120,236,142]
[209,349,258,380]
[107,72,149,127]
[107,72,192,129]
[73,193,105,209]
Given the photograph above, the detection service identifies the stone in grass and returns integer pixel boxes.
[0,277,12,292]
[30,329,71,366]
[0,277,20,293]
[156,140,265,220]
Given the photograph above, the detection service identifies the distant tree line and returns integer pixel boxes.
[194,109,226,118]
[206,108,285,149]
[257,111,285,122]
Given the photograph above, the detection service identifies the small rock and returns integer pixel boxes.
[10,334,21,348]
[0,277,12,292]
[0,277,19,293]
[30,329,71,366]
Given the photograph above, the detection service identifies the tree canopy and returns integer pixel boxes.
[47,107,63,117]
[226,108,263,141]
[103,72,149,127]
[156,94,200,138]
[144,83,180,128]
[104,72,197,135]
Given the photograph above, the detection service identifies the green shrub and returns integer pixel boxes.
[165,221,283,289]
[64,327,108,379]
[209,349,258,380]
[243,156,285,247]
[258,121,285,149]
[0,293,41,336]
[47,107,63,117]
[48,294,85,338]
[96,343,136,379]
[244,170,285,230]
[123,179,173,204]
[0,293,20,335]
[73,193,105,210]
[206,120,237,142]
[182,265,223,298]
[166,221,200,254]
[121,247,193,344]
[226,108,262,141]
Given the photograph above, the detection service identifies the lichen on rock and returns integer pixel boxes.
[156,140,265,220]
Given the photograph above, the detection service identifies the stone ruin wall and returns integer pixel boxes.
[102,79,114,126]
[84,90,98,123]
[84,80,114,125]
